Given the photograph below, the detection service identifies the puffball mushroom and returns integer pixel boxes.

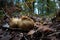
[9,16,34,31]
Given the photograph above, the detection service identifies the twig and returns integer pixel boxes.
[47,31,60,37]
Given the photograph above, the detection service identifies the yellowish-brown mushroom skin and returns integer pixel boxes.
[9,18,19,28]
[18,16,34,31]
[9,16,34,31]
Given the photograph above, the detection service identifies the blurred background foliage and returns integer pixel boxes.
[0,0,60,18]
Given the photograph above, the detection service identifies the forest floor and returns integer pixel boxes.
[0,15,60,40]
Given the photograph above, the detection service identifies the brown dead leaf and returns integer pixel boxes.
[27,30,35,35]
